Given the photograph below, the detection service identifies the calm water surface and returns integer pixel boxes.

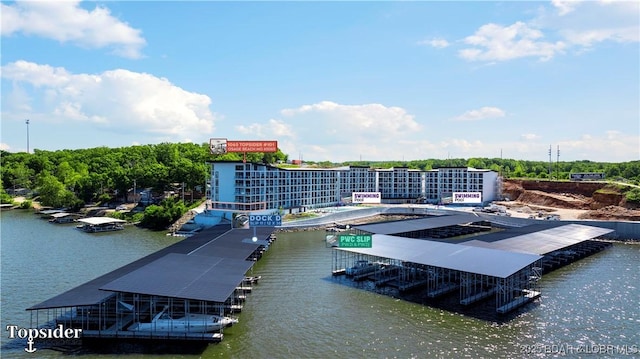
[1,210,639,358]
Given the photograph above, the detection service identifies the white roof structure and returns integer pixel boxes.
[336,234,542,279]
[50,212,78,218]
[77,217,126,225]
[461,224,613,255]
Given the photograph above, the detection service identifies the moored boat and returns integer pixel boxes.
[128,307,237,332]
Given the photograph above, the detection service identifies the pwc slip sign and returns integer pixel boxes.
[338,234,372,248]
[248,215,282,227]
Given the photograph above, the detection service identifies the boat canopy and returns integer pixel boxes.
[77,217,126,225]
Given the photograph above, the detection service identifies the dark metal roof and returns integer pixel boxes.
[336,235,542,278]
[462,222,567,243]
[461,224,614,255]
[189,227,272,259]
[27,225,273,310]
[99,253,253,302]
[353,213,482,235]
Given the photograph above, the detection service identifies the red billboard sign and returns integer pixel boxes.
[226,140,278,153]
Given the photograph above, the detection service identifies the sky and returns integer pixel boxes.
[1,1,638,163]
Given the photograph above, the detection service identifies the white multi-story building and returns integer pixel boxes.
[206,162,498,215]
[424,167,498,204]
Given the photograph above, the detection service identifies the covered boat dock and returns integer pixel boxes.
[333,235,543,314]
[334,216,615,314]
[76,217,127,232]
[351,213,491,239]
[461,223,614,273]
[26,225,276,345]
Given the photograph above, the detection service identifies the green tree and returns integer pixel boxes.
[140,198,187,230]
[36,173,80,208]
[0,183,13,204]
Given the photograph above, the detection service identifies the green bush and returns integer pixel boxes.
[140,199,187,230]
[625,188,640,204]
[19,200,31,209]
[97,193,112,204]
[0,192,13,204]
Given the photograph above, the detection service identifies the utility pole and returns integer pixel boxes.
[548,145,552,179]
[556,145,560,181]
[25,119,30,153]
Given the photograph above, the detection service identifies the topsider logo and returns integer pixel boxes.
[6,324,82,353]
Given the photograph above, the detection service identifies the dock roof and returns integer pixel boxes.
[336,235,542,278]
[353,213,481,235]
[461,223,614,255]
[77,217,126,225]
[28,226,273,310]
[50,212,76,218]
[100,253,254,302]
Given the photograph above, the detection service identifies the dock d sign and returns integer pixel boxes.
[249,215,282,227]
[338,234,372,248]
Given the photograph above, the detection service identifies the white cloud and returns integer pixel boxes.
[1,61,216,141]
[521,133,541,140]
[435,131,638,162]
[459,22,566,62]
[456,1,638,63]
[560,131,640,161]
[561,27,639,47]
[551,0,582,16]
[281,101,421,136]
[536,1,639,48]
[236,119,294,139]
[234,101,423,162]
[236,123,265,137]
[418,38,450,48]
[1,1,146,58]
[453,106,506,121]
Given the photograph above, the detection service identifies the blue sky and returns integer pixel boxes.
[1,1,638,162]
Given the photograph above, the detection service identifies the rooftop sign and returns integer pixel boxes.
[210,138,278,155]
[227,140,278,153]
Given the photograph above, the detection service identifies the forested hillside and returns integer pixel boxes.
[0,143,287,208]
[1,143,637,211]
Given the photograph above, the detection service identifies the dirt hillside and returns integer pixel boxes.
[502,179,640,221]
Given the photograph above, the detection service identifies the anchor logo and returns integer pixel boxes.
[24,337,37,353]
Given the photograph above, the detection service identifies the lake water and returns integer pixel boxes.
[1,209,639,358]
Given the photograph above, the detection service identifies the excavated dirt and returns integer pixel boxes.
[502,179,640,221]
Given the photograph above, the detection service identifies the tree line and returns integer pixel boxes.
[1,143,637,228]
[0,143,287,229]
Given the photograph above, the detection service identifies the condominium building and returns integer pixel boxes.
[424,167,498,203]
[206,161,498,215]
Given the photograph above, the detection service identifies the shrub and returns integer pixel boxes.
[625,188,640,204]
